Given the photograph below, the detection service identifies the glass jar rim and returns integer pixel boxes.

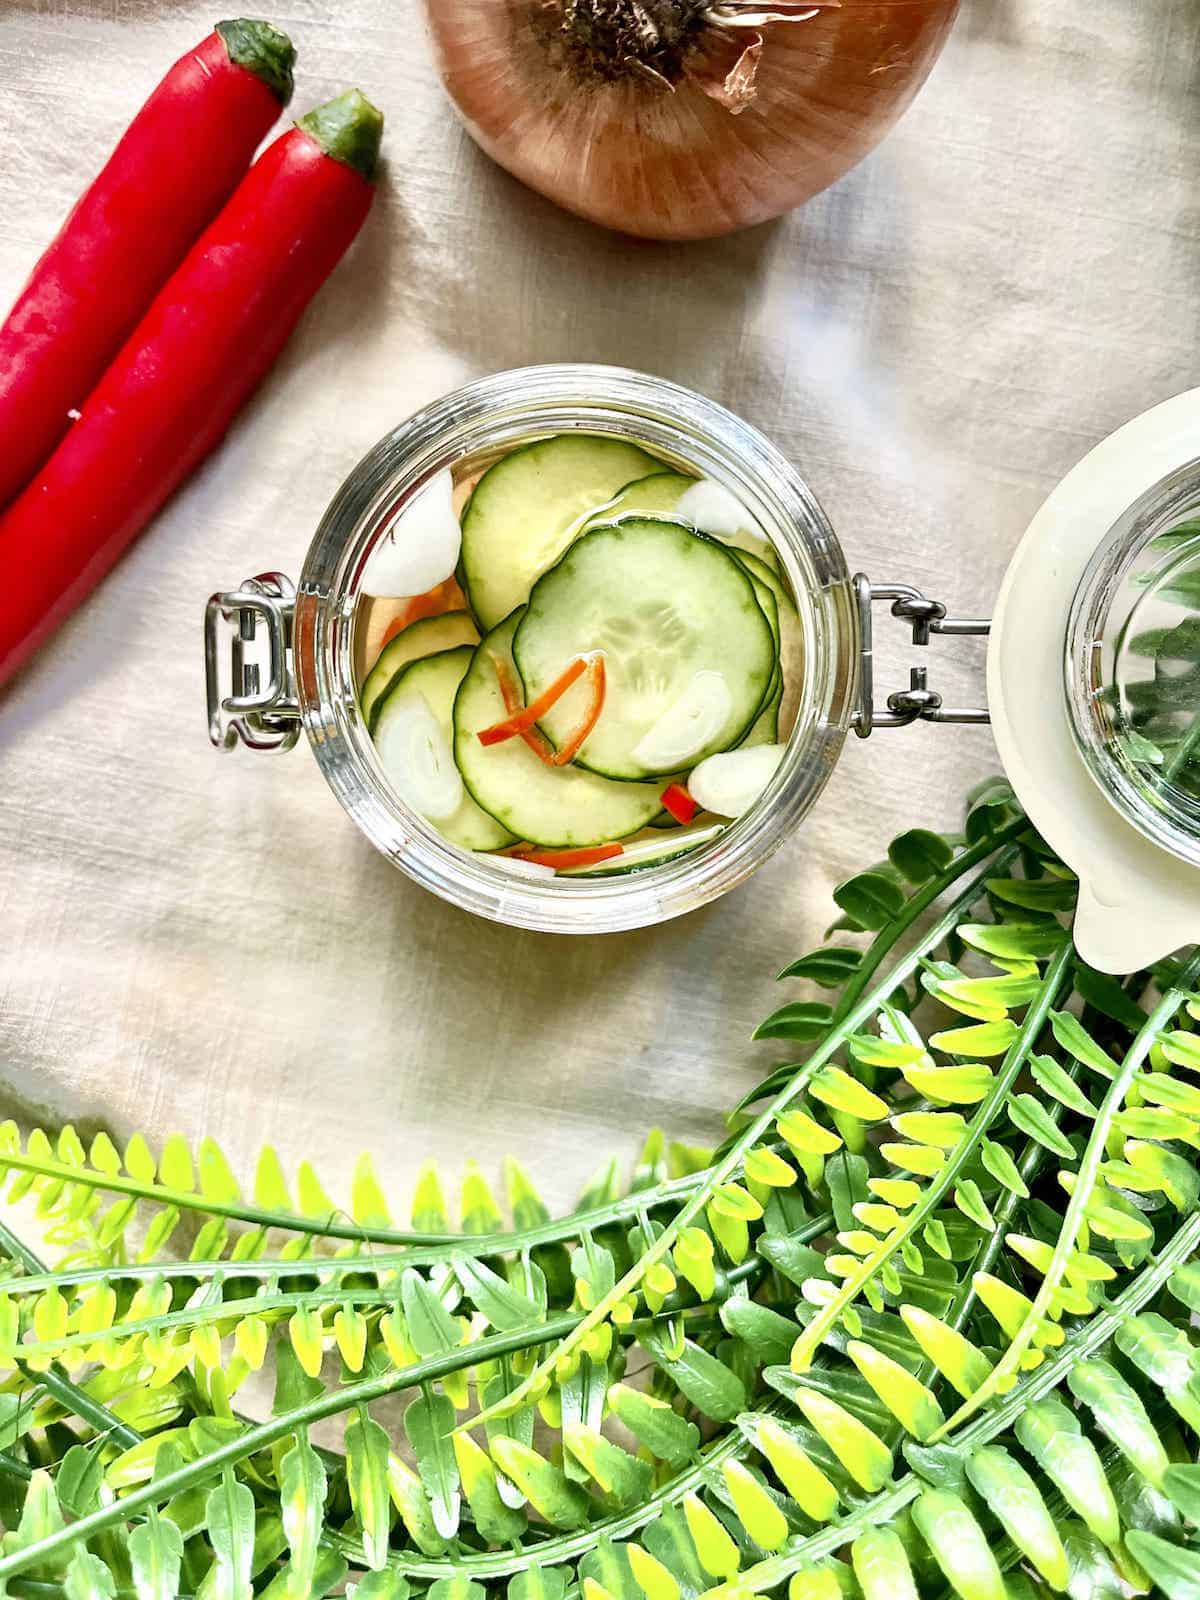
[293,364,858,931]
[1064,455,1200,869]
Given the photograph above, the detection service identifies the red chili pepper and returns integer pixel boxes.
[511,843,624,870]
[660,782,698,825]
[0,21,295,512]
[479,653,606,766]
[0,92,382,690]
[487,652,557,762]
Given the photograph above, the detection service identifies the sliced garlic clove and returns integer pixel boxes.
[689,743,785,818]
[375,694,464,821]
[675,478,756,539]
[361,468,460,597]
[633,670,733,770]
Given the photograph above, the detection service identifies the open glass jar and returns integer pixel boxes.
[204,364,986,933]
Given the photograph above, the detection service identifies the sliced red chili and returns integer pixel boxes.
[487,651,556,762]
[511,843,624,870]
[480,652,606,769]
[660,782,698,825]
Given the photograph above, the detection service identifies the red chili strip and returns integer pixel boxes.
[511,843,624,870]
[548,654,606,767]
[480,652,606,769]
[478,654,588,745]
[660,782,698,824]
[487,652,556,762]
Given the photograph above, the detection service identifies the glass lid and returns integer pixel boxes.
[1066,459,1200,867]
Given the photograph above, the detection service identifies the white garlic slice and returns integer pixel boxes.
[375,694,464,821]
[361,469,460,597]
[632,671,733,770]
[675,478,756,539]
[689,743,785,818]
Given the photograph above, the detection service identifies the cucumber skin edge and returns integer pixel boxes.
[512,520,778,782]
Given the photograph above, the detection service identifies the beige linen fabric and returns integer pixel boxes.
[0,0,1196,1216]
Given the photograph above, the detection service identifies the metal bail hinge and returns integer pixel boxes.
[205,572,301,752]
[852,575,991,738]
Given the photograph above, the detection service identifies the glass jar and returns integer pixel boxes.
[1066,458,1200,868]
[206,365,987,933]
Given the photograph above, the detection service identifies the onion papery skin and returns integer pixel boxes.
[423,0,960,242]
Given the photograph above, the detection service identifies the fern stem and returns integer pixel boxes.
[793,941,1073,1370]
[829,815,1030,1026]
[467,836,1022,1433]
[0,1312,583,1583]
[934,946,1200,1434]
[15,1255,777,1358]
[0,1154,803,1268]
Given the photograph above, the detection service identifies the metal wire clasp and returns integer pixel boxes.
[851,575,991,738]
[205,572,301,752]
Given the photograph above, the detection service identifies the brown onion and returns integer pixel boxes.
[422,0,959,241]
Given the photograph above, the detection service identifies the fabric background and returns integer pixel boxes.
[0,0,1196,1217]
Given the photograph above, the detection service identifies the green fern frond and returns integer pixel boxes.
[3,787,1200,1600]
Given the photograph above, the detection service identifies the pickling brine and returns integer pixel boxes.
[353,432,802,876]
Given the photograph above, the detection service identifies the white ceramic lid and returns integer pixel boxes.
[989,387,1200,974]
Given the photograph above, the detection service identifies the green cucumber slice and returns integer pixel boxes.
[581,470,695,532]
[561,823,726,877]
[374,647,514,851]
[589,470,781,574]
[453,615,666,848]
[513,518,776,780]
[743,678,782,747]
[735,548,802,736]
[360,611,479,731]
[460,436,659,631]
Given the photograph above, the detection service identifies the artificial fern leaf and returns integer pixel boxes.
[63,1550,116,1600]
[198,1138,240,1202]
[607,1383,699,1467]
[721,1458,789,1550]
[964,1444,1069,1589]
[278,1428,326,1590]
[910,1488,1008,1600]
[489,1438,589,1529]
[682,1491,740,1579]
[737,1413,839,1520]
[1124,1530,1200,1600]
[346,1410,393,1568]
[205,1467,255,1600]
[404,1389,460,1538]
[1067,1358,1170,1488]
[850,1526,919,1600]
[452,1430,526,1543]
[128,1506,184,1600]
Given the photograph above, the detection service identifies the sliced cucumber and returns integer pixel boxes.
[514,518,776,780]
[581,470,695,532]
[561,823,726,877]
[460,436,659,631]
[743,676,782,746]
[596,471,781,574]
[360,611,479,730]
[453,614,666,848]
[735,547,803,737]
[374,648,514,851]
